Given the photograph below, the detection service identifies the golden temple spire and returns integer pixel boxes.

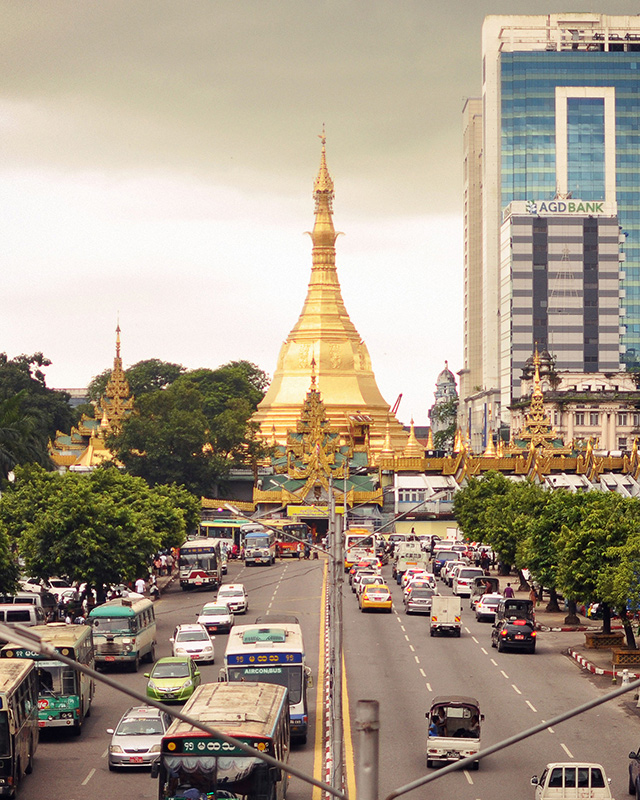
[426,428,434,450]
[100,323,134,435]
[310,356,317,390]
[453,428,463,454]
[403,419,424,458]
[379,417,395,457]
[484,430,496,456]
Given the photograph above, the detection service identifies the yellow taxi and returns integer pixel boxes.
[359,583,393,613]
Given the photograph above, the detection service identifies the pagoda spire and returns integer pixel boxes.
[100,323,134,435]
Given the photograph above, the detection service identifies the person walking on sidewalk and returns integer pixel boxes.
[503,582,515,598]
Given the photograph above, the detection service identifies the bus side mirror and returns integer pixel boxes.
[150,762,159,779]
[305,666,313,688]
[218,669,227,682]
[269,767,282,782]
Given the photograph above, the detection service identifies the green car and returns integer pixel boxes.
[144,657,201,704]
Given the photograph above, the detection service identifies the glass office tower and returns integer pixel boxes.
[468,15,640,439]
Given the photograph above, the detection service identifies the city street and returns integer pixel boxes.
[17,556,639,800]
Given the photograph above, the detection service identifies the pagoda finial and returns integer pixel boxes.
[379,416,395,457]
[314,124,334,199]
[426,427,434,450]
[403,419,424,458]
[116,320,121,361]
[310,357,317,390]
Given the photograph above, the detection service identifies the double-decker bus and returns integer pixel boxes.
[267,521,310,558]
[153,682,289,800]
[0,659,38,796]
[1,624,94,736]
[178,539,223,590]
[221,620,313,744]
[242,526,276,566]
[88,597,156,671]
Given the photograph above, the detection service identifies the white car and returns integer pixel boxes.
[170,624,215,663]
[403,576,436,602]
[400,568,430,589]
[452,567,487,597]
[442,560,467,586]
[475,593,503,622]
[197,603,234,635]
[216,584,248,614]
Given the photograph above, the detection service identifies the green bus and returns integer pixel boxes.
[0,659,38,797]
[1,624,94,736]
[88,597,156,671]
[154,682,289,800]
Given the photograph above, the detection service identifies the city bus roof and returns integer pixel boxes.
[1,623,91,656]
[88,597,153,618]
[200,520,246,528]
[164,682,288,739]
[0,659,34,694]
[225,623,304,659]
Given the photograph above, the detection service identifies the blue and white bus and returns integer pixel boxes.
[221,619,313,744]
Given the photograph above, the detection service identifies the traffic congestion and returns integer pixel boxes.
[0,526,637,800]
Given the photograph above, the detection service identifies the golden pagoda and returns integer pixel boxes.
[253,133,407,453]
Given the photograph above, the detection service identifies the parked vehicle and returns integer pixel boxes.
[430,595,462,637]
[426,695,483,769]
[531,763,612,800]
[0,604,46,627]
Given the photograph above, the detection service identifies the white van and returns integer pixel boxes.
[0,604,47,626]
[531,763,613,800]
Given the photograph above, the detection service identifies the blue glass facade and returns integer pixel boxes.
[500,52,640,366]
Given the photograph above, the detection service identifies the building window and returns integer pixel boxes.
[618,437,628,451]
[634,414,640,428]
[575,412,585,426]
[398,489,426,504]
[590,413,600,426]
[618,413,628,427]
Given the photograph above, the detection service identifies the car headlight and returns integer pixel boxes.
[148,680,158,690]
[183,679,193,688]
[149,744,161,754]
[109,745,124,754]
[175,648,188,655]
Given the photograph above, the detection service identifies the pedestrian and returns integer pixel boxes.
[304,542,310,559]
[166,553,174,574]
[73,613,85,625]
[135,576,147,594]
[159,553,167,576]
[149,584,160,601]
[529,586,538,606]
[503,582,515,598]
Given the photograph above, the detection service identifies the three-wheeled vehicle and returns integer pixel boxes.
[426,695,484,769]
[469,576,500,610]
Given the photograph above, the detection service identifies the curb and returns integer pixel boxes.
[567,647,640,679]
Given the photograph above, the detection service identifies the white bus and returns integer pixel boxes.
[178,539,223,590]
[221,618,313,744]
[242,526,276,566]
[0,659,38,795]
[88,597,157,671]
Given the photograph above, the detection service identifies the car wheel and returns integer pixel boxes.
[497,639,504,653]
[430,629,435,637]
[491,637,497,648]
[629,774,636,795]
[427,758,434,769]
[108,761,117,772]
[472,761,479,771]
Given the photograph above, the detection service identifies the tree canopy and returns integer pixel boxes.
[0,464,199,602]
[106,361,271,496]
[87,358,186,401]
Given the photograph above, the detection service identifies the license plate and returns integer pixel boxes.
[129,756,144,764]
[208,626,218,631]
[38,721,46,728]
[515,634,524,640]
[105,656,115,662]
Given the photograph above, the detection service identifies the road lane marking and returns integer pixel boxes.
[342,654,357,799]
[409,644,415,652]
[512,684,522,695]
[101,749,108,758]
[480,647,488,655]
[561,743,574,758]
[420,668,426,677]
[426,682,432,692]
[405,635,410,641]
[501,670,509,679]
[464,770,473,784]
[415,655,420,663]
[81,769,95,786]
[526,700,537,712]
[491,659,498,666]
[312,560,328,800]
[472,636,478,643]
[465,627,471,633]
[400,625,406,632]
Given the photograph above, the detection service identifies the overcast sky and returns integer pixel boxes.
[3,1,639,424]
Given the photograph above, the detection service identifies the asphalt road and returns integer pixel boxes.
[18,556,325,800]
[16,556,639,800]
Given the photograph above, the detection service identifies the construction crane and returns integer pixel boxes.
[391,393,402,416]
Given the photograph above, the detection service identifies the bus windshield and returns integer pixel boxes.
[37,663,77,697]
[228,664,302,705]
[91,617,135,635]
[0,712,9,758]
[179,553,216,569]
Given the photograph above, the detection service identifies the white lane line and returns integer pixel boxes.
[101,749,108,759]
[561,743,574,758]
[512,684,522,695]
[463,770,473,784]
[526,700,537,712]
[426,682,432,692]
[471,636,479,643]
[400,625,406,632]
[491,659,498,666]
[405,635,410,642]
[500,670,509,679]
[82,769,96,786]
[409,644,415,652]
[415,655,420,663]
[465,627,471,633]
[542,720,555,733]
[420,668,426,677]
[480,647,488,655]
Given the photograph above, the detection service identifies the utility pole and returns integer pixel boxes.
[329,475,344,793]
[355,700,379,800]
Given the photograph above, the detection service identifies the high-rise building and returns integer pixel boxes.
[463,14,640,447]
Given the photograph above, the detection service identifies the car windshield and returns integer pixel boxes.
[152,662,190,679]
[117,718,165,736]
[201,606,228,615]
[177,631,208,642]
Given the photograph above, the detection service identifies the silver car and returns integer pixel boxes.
[107,706,171,769]
[404,587,437,615]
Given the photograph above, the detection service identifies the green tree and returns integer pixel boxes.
[0,392,53,479]
[87,368,110,402]
[87,359,186,401]
[0,465,194,603]
[0,353,73,468]
[454,471,512,543]
[0,521,19,595]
